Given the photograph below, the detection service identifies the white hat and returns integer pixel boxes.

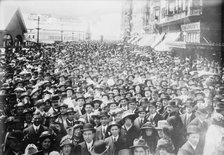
[49,151,60,155]
[23,144,38,155]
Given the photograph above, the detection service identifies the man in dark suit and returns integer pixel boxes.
[188,109,209,155]
[120,112,140,148]
[134,106,147,130]
[80,103,94,124]
[146,101,163,126]
[180,101,196,129]
[95,111,110,140]
[178,125,200,155]
[105,121,128,155]
[23,113,48,147]
[76,123,96,155]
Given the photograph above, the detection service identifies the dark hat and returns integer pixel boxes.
[49,111,60,118]
[99,111,110,118]
[166,100,178,108]
[58,103,68,109]
[128,98,137,104]
[141,122,154,130]
[130,138,149,149]
[51,94,60,102]
[107,121,121,131]
[7,130,24,141]
[187,125,200,134]
[92,100,103,105]
[65,108,76,114]
[107,102,118,107]
[75,96,85,101]
[81,123,96,133]
[66,87,74,92]
[39,131,54,142]
[92,140,109,155]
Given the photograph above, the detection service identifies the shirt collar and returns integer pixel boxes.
[112,135,119,141]
[86,140,94,148]
[188,141,197,150]
[33,124,40,130]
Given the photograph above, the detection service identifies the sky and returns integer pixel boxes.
[0,0,123,40]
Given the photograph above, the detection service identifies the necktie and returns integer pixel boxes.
[35,128,38,133]
[113,137,116,142]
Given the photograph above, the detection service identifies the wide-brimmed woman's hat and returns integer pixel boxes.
[140,122,155,130]
[90,140,109,155]
[60,135,73,148]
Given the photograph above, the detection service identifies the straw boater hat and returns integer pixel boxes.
[23,144,38,155]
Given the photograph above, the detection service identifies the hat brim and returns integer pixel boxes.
[130,145,149,149]
[81,128,96,133]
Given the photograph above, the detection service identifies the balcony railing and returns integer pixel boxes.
[159,6,202,24]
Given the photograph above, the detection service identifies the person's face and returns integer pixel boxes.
[124,118,133,127]
[83,130,95,143]
[159,149,169,155]
[33,115,42,126]
[133,147,146,155]
[62,145,72,155]
[41,138,51,150]
[44,101,51,111]
[67,112,75,120]
[145,128,153,136]
[157,129,164,138]
[9,139,22,152]
[129,102,136,110]
[186,106,194,114]
[60,107,67,114]
[100,116,108,126]
[55,124,62,132]
[110,104,117,111]
[85,105,93,113]
[78,99,85,107]
[145,91,151,97]
[110,125,120,136]
[74,128,81,136]
[94,118,100,126]
[139,112,146,119]
[67,90,73,97]
[25,113,32,122]
[149,105,156,114]
[113,89,119,96]
[17,106,24,114]
[181,88,188,95]
[197,101,207,109]
[188,133,200,147]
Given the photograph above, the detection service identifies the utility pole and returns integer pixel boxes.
[37,16,40,44]
[61,24,63,42]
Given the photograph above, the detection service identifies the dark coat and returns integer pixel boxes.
[147,112,163,126]
[95,125,110,140]
[104,135,127,155]
[76,141,95,155]
[120,125,140,148]
[23,125,48,148]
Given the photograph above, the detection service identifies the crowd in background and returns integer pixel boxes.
[0,41,224,155]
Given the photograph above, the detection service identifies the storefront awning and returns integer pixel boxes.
[151,33,166,48]
[137,34,156,47]
[154,32,180,51]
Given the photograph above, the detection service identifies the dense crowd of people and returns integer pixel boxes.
[0,40,224,155]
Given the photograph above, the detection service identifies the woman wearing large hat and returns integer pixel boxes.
[140,122,159,154]
[59,135,74,155]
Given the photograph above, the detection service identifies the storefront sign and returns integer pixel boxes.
[181,22,200,31]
